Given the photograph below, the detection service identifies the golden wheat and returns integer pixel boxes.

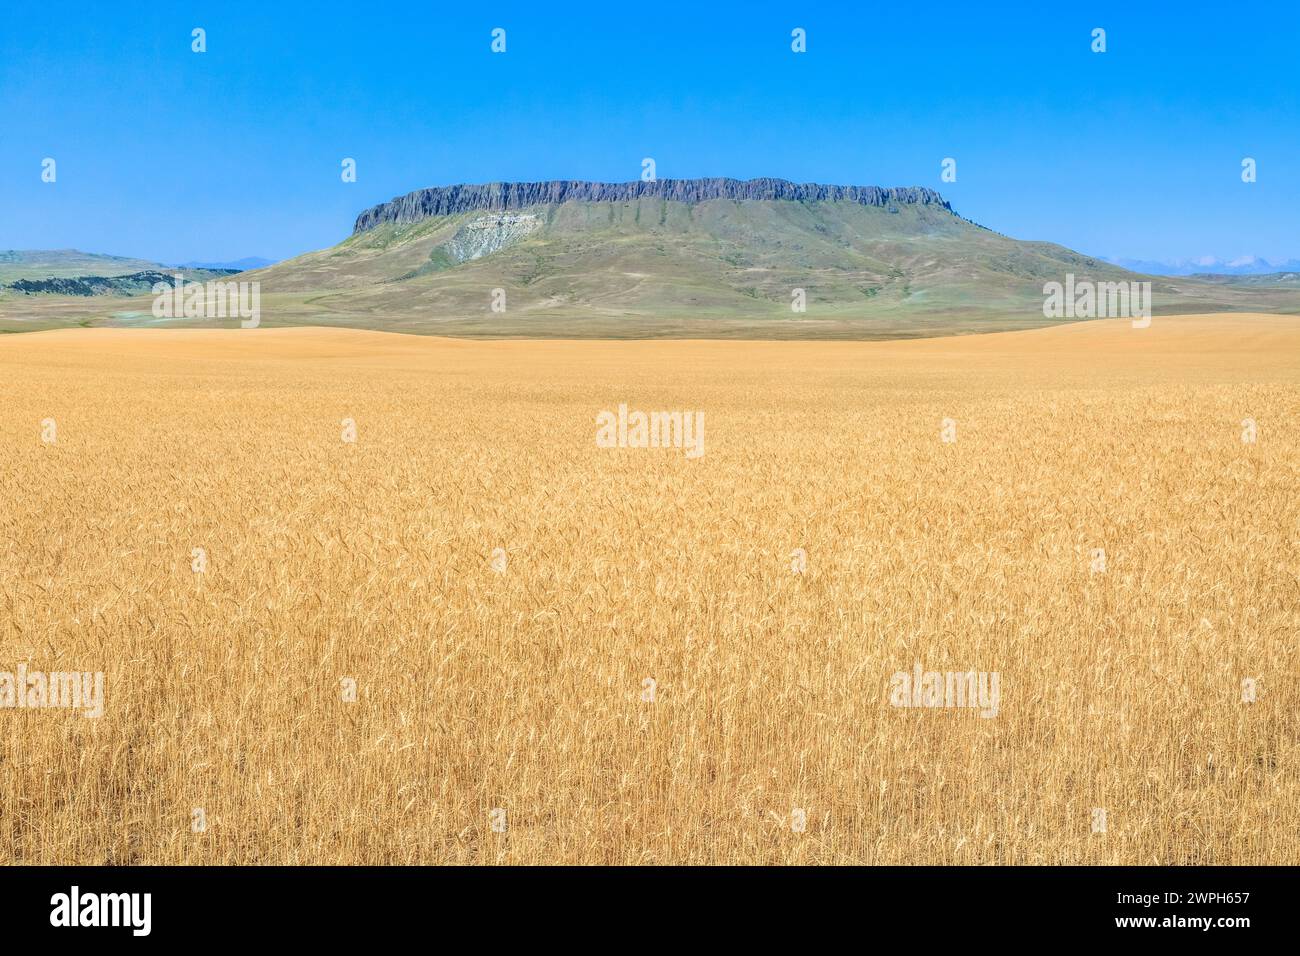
[0,314,1295,864]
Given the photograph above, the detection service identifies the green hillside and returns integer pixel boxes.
[0,249,169,282]
[233,194,1300,337]
[6,185,1300,338]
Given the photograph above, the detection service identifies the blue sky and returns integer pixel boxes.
[2,0,1297,265]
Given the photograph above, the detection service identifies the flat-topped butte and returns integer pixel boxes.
[353,178,952,233]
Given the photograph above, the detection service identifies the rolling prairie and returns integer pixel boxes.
[0,313,1296,864]
[8,187,1300,337]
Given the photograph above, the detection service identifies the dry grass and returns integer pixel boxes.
[0,313,1296,864]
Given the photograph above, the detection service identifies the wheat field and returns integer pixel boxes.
[0,313,1296,865]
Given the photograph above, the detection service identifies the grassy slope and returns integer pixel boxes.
[0,249,170,282]
[0,251,242,333]
[219,198,1300,336]
[5,203,1300,337]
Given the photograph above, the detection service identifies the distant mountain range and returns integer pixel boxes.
[174,257,276,271]
[1103,255,1300,276]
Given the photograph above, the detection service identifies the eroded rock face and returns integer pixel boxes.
[443,214,541,263]
[353,178,951,234]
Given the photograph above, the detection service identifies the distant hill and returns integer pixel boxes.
[1105,255,1300,276]
[6,183,1300,337]
[0,250,236,302]
[236,178,1300,337]
[0,250,257,287]
[5,270,237,297]
[0,249,169,283]
[1184,271,1300,288]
